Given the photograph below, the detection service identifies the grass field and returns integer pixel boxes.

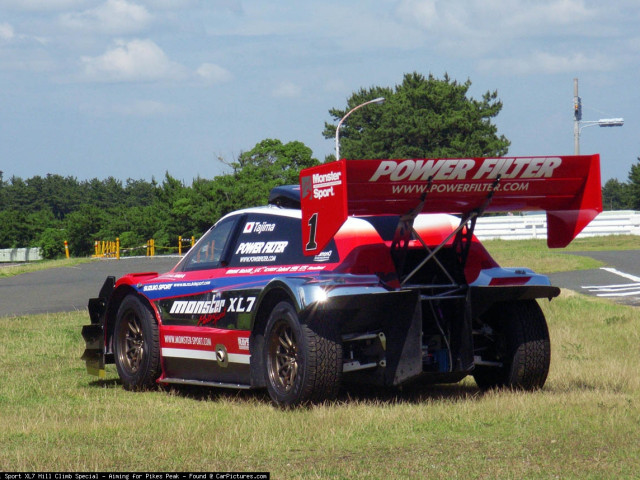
[483,234,640,273]
[1,236,639,477]
[1,292,639,477]
[0,258,93,278]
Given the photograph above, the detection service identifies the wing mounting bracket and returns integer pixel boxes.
[399,175,502,288]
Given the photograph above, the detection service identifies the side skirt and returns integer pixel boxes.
[159,377,252,389]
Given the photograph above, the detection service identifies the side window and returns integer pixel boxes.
[179,217,238,272]
[229,213,338,267]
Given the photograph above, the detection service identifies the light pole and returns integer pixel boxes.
[573,78,623,155]
[335,97,385,160]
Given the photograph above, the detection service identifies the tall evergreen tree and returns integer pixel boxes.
[627,157,640,210]
[324,72,510,160]
[602,178,631,210]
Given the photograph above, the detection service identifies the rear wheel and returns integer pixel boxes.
[263,301,342,407]
[113,295,161,390]
[473,300,550,391]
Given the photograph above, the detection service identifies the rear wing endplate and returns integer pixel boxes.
[299,155,602,255]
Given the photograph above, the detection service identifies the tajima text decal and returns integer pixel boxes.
[243,221,276,234]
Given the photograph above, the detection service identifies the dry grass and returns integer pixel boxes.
[483,235,640,274]
[0,258,94,278]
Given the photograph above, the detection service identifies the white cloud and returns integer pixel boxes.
[272,81,302,98]
[140,0,242,13]
[0,0,86,11]
[0,21,48,46]
[323,79,347,94]
[478,51,616,75]
[113,99,180,116]
[79,99,183,117]
[0,22,14,41]
[196,62,233,84]
[60,0,152,34]
[81,38,187,82]
[396,0,599,33]
[394,0,604,55]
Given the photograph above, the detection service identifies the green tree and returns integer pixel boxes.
[627,158,640,210]
[65,206,107,256]
[602,178,631,211]
[0,139,318,254]
[324,72,510,160]
[123,178,158,207]
[38,227,68,259]
[41,174,83,220]
[0,209,29,248]
[213,139,319,216]
[0,170,5,210]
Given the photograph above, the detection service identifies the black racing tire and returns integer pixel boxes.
[263,301,342,407]
[473,300,550,391]
[113,295,161,391]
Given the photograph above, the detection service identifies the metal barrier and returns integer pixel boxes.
[475,210,640,241]
[92,235,198,259]
[94,239,120,259]
[178,235,195,256]
[0,247,42,263]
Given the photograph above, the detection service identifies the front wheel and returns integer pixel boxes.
[473,300,550,391]
[263,301,342,407]
[113,295,161,390]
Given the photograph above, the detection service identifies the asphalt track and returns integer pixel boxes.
[548,250,640,307]
[1,250,639,318]
[0,256,179,317]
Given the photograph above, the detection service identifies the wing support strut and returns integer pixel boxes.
[399,176,502,289]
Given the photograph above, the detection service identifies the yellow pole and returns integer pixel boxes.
[178,236,182,256]
[64,240,70,259]
[116,238,120,260]
[191,236,195,247]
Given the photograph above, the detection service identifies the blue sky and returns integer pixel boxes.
[0,0,637,184]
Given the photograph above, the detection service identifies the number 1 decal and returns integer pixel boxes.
[305,213,318,251]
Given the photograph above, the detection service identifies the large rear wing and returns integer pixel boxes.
[299,155,602,255]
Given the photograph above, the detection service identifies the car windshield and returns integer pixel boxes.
[179,217,236,271]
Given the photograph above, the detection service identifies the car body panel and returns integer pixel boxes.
[82,155,600,399]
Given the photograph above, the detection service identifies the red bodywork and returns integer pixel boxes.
[300,155,602,255]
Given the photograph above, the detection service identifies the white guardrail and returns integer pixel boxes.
[0,247,42,263]
[475,210,640,241]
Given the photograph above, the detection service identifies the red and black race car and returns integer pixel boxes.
[82,155,602,406]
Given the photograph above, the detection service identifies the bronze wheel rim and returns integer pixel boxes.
[120,312,144,374]
[268,320,299,393]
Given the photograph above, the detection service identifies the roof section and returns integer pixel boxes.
[268,185,301,209]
